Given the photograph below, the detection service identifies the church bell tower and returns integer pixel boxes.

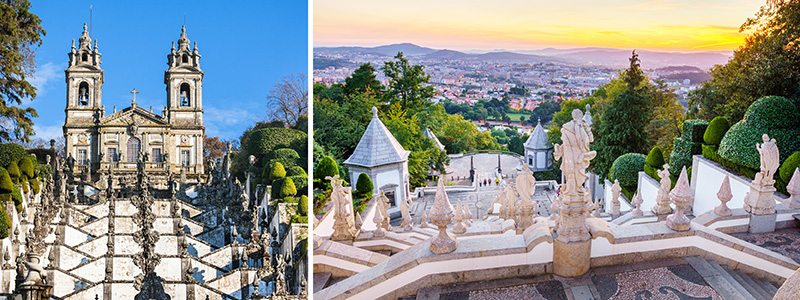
[165,25,203,126]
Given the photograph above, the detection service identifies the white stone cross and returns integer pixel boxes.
[130,88,139,105]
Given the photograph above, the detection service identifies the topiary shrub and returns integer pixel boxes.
[609,153,646,187]
[314,156,339,191]
[11,185,22,209]
[29,177,40,195]
[297,195,308,216]
[287,175,308,196]
[669,119,708,176]
[355,173,374,200]
[287,166,307,177]
[646,146,664,167]
[313,192,328,214]
[247,128,307,158]
[20,175,28,194]
[704,116,730,145]
[780,151,800,183]
[6,162,20,184]
[267,162,286,184]
[682,119,709,143]
[280,177,297,199]
[719,96,800,170]
[0,168,12,194]
[18,157,34,178]
[0,144,26,169]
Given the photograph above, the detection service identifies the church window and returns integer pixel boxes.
[180,83,191,107]
[127,138,141,163]
[181,150,191,166]
[77,149,88,165]
[78,82,90,105]
[82,53,88,62]
[152,148,163,163]
[182,54,189,63]
[108,148,118,162]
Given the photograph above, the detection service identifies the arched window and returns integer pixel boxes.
[127,138,141,163]
[82,53,88,62]
[182,54,189,64]
[78,82,90,106]
[180,83,191,107]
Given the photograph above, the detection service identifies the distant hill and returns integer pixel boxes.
[314,43,733,70]
[313,57,355,69]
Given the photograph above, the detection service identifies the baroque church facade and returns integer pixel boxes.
[63,24,205,183]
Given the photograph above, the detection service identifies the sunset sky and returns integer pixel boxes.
[314,0,765,52]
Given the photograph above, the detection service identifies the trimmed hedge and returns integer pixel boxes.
[0,144,26,169]
[669,138,699,176]
[681,119,709,143]
[287,166,307,177]
[287,175,308,196]
[609,153,646,187]
[268,162,286,183]
[246,128,307,158]
[644,164,660,181]
[313,192,327,214]
[30,177,40,195]
[314,156,340,191]
[355,173,374,200]
[646,146,664,167]
[280,177,297,198]
[11,185,22,208]
[718,96,800,170]
[704,116,730,146]
[0,168,12,194]
[297,195,308,216]
[703,144,757,179]
[779,151,800,183]
[6,162,20,184]
[18,157,34,178]
[290,215,308,225]
[0,203,7,239]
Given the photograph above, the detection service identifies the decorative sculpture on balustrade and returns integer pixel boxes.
[552,109,596,243]
[744,134,779,215]
[516,164,536,230]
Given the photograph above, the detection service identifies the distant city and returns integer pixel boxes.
[314,43,730,119]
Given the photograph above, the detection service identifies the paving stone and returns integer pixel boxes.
[749,213,777,233]
[570,285,594,300]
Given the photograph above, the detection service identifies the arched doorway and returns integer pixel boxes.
[127,137,141,162]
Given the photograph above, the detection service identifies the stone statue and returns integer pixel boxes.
[744,134,780,215]
[21,255,46,285]
[632,191,644,217]
[328,175,356,240]
[399,198,412,232]
[378,191,392,232]
[501,182,517,221]
[652,164,673,215]
[552,109,596,243]
[516,164,537,230]
[755,134,779,187]
[787,168,800,209]
[553,109,596,197]
[610,179,621,217]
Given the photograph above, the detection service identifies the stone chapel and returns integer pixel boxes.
[63,24,205,184]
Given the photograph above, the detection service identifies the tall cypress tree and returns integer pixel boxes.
[590,51,651,180]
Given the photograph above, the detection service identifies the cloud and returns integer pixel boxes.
[29,62,59,98]
[33,123,64,140]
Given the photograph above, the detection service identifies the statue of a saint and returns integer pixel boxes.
[516,164,536,203]
[755,134,779,187]
[553,109,596,196]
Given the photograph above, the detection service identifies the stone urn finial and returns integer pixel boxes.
[453,201,467,234]
[429,177,457,254]
[786,168,800,209]
[714,175,733,216]
[667,167,692,231]
[632,191,644,217]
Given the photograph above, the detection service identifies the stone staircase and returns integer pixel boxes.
[685,256,778,300]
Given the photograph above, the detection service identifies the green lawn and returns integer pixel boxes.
[488,112,528,122]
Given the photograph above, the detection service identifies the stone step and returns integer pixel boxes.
[720,265,761,300]
[685,256,749,300]
[706,260,754,300]
[756,278,778,296]
[313,272,332,293]
[733,269,770,300]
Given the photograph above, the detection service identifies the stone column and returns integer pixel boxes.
[610,180,621,217]
[429,178,457,254]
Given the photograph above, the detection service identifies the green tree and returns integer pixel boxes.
[508,135,526,156]
[344,63,382,96]
[591,51,651,180]
[0,0,45,142]
[382,52,435,114]
[687,0,800,122]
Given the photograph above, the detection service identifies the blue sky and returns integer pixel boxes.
[28,1,308,141]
